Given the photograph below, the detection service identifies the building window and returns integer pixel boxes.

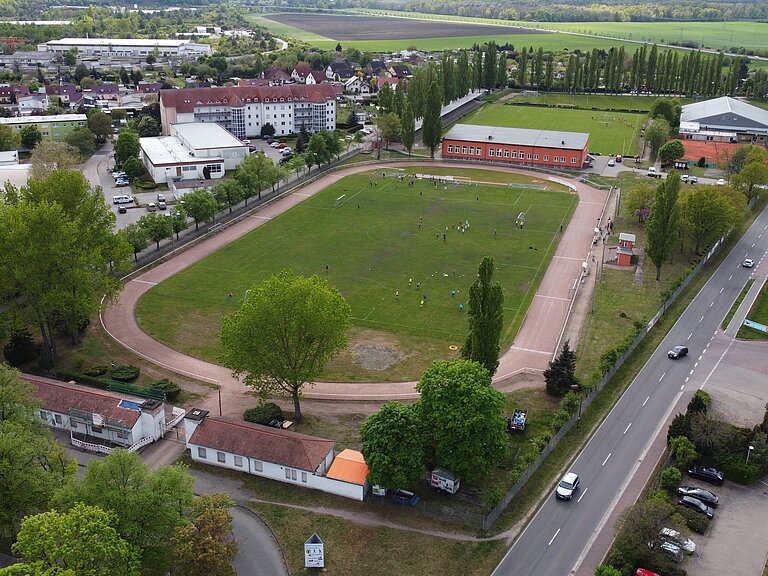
[511,151,517,158]
[206,164,222,174]
[285,468,297,481]
[544,155,549,161]
[504,149,510,158]
[197,447,207,458]
[234,455,243,467]
[447,145,454,153]
[489,148,495,157]
[520,150,525,157]
[182,165,196,172]
[534,154,539,160]
[527,154,532,160]
[469,147,475,155]
[462,146,467,154]
[116,430,128,439]
[253,460,263,472]
[40,410,49,421]
[217,451,226,463]
[571,157,577,163]
[302,471,308,483]
[54,414,62,424]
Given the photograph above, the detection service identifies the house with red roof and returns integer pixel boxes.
[159,84,338,138]
[291,65,312,83]
[23,374,183,454]
[305,70,328,85]
[184,410,371,500]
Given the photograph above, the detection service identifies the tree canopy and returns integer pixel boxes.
[421,81,443,158]
[360,401,425,490]
[543,340,579,397]
[416,360,507,481]
[182,188,218,230]
[113,131,140,166]
[19,125,42,150]
[461,256,504,376]
[220,270,351,422]
[644,117,670,162]
[645,171,681,280]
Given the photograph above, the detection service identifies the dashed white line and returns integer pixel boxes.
[643,396,650,406]
[752,243,756,248]
[681,384,685,390]
[690,370,695,375]
[685,376,690,383]
[602,453,612,466]
[548,529,560,546]
[624,423,632,434]
[700,316,705,323]
[687,332,693,340]
[659,372,666,381]
[728,274,733,281]
[694,362,699,368]
[710,301,715,308]
[578,488,588,502]
[720,287,724,294]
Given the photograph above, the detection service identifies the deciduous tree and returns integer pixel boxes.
[29,141,81,180]
[19,125,42,150]
[377,112,401,150]
[114,131,140,166]
[121,222,149,262]
[461,256,504,376]
[731,148,768,205]
[401,101,415,155]
[213,179,244,214]
[137,212,172,250]
[360,401,425,490]
[645,171,681,280]
[64,127,97,157]
[137,115,160,137]
[220,270,351,422]
[644,117,670,162]
[416,360,506,482]
[658,139,685,165]
[123,156,144,179]
[623,182,655,222]
[87,110,112,144]
[0,124,20,151]
[182,188,218,230]
[681,185,738,253]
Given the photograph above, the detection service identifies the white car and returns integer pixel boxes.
[717,178,726,186]
[607,158,615,166]
[555,472,580,500]
[361,128,372,135]
[659,528,696,555]
[743,258,754,268]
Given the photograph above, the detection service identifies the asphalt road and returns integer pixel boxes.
[493,204,768,576]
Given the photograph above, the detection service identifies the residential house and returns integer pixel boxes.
[262,67,291,85]
[326,60,354,81]
[23,374,184,454]
[135,81,163,94]
[17,94,49,115]
[44,84,80,105]
[387,64,411,79]
[344,76,371,96]
[184,410,369,501]
[364,60,387,77]
[291,65,312,83]
[377,77,399,92]
[305,70,327,85]
[0,85,29,103]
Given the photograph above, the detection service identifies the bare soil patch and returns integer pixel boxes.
[264,13,550,41]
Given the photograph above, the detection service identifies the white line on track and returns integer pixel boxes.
[688,332,693,340]
[132,279,157,285]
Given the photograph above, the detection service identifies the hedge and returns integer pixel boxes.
[110,365,140,382]
[243,403,283,425]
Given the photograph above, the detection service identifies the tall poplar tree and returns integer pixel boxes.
[421,81,443,158]
[461,256,504,376]
[645,172,681,281]
[401,100,415,156]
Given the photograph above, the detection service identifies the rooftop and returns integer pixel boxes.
[681,96,768,128]
[160,84,338,114]
[0,114,86,125]
[443,124,589,150]
[326,449,369,485]
[42,38,196,47]
[171,122,245,149]
[140,135,221,166]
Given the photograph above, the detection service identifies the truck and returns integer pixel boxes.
[507,409,528,431]
[430,468,460,494]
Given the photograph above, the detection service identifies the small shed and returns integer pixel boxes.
[617,232,636,267]
[326,449,370,501]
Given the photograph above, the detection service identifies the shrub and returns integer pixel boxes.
[110,364,140,382]
[3,328,37,367]
[482,485,504,512]
[243,402,283,425]
[83,365,109,376]
[720,455,762,484]
[552,409,570,431]
[667,413,691,444]
[687,390,710,414]
[678,506,709,534]
[647,488,672,503]
[151,379,181,400]
[660,467,682,491]
[55,370,108,389]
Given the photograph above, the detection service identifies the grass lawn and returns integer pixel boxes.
[510,92,693,112]
[737,281,768,340]
[136,168,576,381]
[462,103,645,156]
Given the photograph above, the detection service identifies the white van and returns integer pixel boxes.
[647,167,657,177]
[112,194,134,204]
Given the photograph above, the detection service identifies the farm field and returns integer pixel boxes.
[462,104,644,156]
[136,168,575,381]
[345,10,768,53]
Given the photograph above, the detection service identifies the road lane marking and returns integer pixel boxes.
[578,488,588,503]
[548,528,560,546]
[681,384,685,390]
[624,423,632,434]
[720,287,724,293]
[685,377,689,383]
[752,243,756,248]
[695,362,699,368]
[700,315,705,323]
[729,274,733,281]
[659,372,666,381]
[643,396,650,406]
[688,332,693,340]
[690,370,694,375]
[710,301,715,308]
[602,453,612,466]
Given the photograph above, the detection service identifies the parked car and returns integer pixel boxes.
[678,495,715,519]
[608,158,616,166]
[281,148,293,156]
[147,202,157,212]
[658,541,683,563]
[688,466,725,486]
[615,154,623,163]
[743,258,754,268]
[555,472,580,500]
[157,193,166,203]
[690,176,698,184]
[667,345,688,359]
[241,139,251,145]
[647,167,657,177]
[157,201,167,210]
[270,141,280,148]
[112,194,133,204]
[117,205,127,214]
[115,180,130,187]
[659,527,696,554]
[360,128,372,135]
[112,171,127,179]
[681,174,689,182]
[717,178,726,186]
[275,143,286,149]
[677,486,719,507]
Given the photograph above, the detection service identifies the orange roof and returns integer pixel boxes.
[326,449,369,485]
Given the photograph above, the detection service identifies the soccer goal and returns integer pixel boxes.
[334,194,346,207]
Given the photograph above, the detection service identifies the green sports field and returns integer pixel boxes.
[136,168,576,380]
[462,104,645,156]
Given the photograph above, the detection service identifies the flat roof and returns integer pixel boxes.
[141,135,223,166]
[0,114,86,125]
[171,122,245,149]
[43,38,193,47]
[444,124,589,150]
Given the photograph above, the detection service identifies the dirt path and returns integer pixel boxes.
[100,162,607,416]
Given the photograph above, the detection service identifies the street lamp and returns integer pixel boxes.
[747,445,755,464]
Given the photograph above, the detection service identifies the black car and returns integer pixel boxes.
[668,345,688,359]
[678,495,715,519]
[688,466,725,486]
[677,486,719,507]
[118,205,127,214]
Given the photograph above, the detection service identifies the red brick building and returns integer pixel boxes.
[441,124,590,169]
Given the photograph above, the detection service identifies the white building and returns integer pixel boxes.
[24,374,184,454]
[184,410,370,501]
[140,122,248,184]
[37,38,211,58]
[159,84,337,139]
[680,96,768,144]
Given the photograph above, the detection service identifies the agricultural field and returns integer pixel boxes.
[136,168,575,381]
[462,104,645,156]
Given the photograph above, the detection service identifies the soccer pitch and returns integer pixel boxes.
[463,104,645,156]
[136,168,577,370]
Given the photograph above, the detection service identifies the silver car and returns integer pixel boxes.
[555,472,580,500]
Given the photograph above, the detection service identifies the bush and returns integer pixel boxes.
[151,379,181,401]
[110,364,140,382]
[687,390,710,414]
[83,365,109,376]
[3,328,37,367]
[660,467,682,491]
[55,370,108,389]
[667,413,691,444]
[720,455,762,485]
[243,402,283,425]
[677,505,709,534]
[134,181,158,190]
[647,488,672,503]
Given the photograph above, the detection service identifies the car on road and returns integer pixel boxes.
[112,171,127,179]
[112,194,133,204]
[361,128,372,135]
[647,167,657,177]
[743,258,754,268]
[681,174,689,182]
[241,139,251,145]
[659,527,696,554]
[678,495,715,518]
[688,466,725,486]
[677,486,719,507]
[690,176,698,184]
[616,155,623,163]
[555,472,580,500]
[717,178,726,186]
[157,193,166,203]
[147,202,157,212]
[118,205,127,214]
[115,180,130,187]
[607,158,615,166]
[667,345,688,359]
